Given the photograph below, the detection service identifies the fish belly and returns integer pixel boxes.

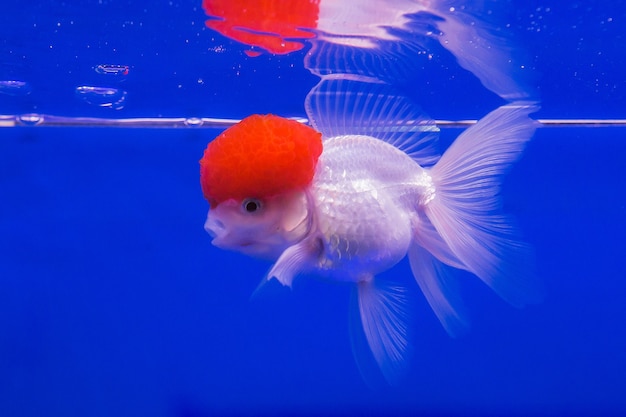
[311,135,432,281]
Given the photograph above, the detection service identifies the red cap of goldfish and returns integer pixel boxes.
[200,114,323,207]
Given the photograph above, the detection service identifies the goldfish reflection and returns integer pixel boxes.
[202,0,319,55]
[202,0,536,101]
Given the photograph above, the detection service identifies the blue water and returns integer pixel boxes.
[1,1,626,416]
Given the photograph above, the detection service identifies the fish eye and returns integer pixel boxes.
[242,198,262,213]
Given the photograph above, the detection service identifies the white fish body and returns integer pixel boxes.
[303,134,432,281]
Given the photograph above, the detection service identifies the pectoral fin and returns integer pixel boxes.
[266,238,322,288]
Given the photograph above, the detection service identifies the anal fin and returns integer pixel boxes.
[349,278,413,385]
[408,243,469,337]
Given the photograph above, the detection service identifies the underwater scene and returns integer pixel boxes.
[1,1,625,416]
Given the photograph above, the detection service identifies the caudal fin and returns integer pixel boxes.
[425,102,543,308]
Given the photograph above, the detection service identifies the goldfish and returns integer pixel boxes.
[199,77,541,382]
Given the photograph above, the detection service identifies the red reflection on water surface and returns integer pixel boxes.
[202,0,320,55]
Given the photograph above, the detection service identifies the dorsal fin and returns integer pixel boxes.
[304,75,441,167]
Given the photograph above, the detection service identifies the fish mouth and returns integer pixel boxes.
[204,218,235,249]
[204,216,225,240]
[205,218,255,250]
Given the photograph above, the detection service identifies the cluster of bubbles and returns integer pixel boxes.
[0,64,130,110]
[75,64,130,110]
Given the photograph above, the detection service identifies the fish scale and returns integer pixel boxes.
[311,134,432,279]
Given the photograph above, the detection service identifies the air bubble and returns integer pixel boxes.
[17,114,44,126]
[94,64,129,77]
[184,117,204,127]
[0,80,32,96]
[75,86,127,109]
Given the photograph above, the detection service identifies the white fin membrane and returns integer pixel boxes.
[433,5,538,101]
[413,212,466,271]
[408,243,469,337]
[265,238,322,288]
[349,278,413,385]
[250,238,321,299]
[426,102,544,307]
[305,75,441,167]
[305,31,430,83]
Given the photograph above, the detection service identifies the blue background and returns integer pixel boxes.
[1,1,626,416]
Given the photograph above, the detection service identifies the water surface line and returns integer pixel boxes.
[1,114,625,129]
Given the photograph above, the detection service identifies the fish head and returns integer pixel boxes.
[199,114,322,259]
[204,190,311,259]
